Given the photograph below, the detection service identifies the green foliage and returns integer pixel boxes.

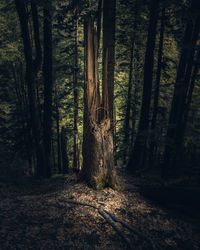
[0,0,199,177]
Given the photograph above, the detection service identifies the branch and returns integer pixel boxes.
[104,210,160,250]
[98,208,134,249]
[57,198,160,249]
[57,198,133,249]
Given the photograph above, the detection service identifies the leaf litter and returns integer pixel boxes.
[0,170,199,250]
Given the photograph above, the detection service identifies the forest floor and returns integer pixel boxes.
[0,168,200,250]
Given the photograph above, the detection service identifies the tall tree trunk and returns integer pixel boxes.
[55,83,62,174]
[73,13,80,173]
[15,0,45,177]
[149,7,165,166]
[81,14,117,190]
[97,0,102,52]
[12,64,33,174]
[102,0,116,123]
[163,11,200,178]
[43,0,53,177]
[127,0,159,172]
[52,138,56,172]
[61,127,69,174]
[183,46,200,132]
[129,0,139,148]
[123,38,134,164]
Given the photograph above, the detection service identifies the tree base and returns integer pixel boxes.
[81,118,118,190]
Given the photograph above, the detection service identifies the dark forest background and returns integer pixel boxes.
[0,0,200,186]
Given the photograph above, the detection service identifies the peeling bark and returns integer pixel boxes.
[81,15,117,190]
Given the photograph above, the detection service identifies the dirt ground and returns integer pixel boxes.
[0,169,199,250]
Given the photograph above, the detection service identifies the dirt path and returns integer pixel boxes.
[0,170,199,250]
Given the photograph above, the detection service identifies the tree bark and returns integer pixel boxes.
[123,39,134,164]
[163,10,200,178]
[102,0,116,123]
[43,0,53,177]
[97,0,102,52]
[15,0,45,177]
[73,13,80,173]
[12,64,33,174]
[55,82,62,174]
[127,0,159,172]
[61,127,69,174]
[149,7,165,166]
[81,15,117,190]
[183,46,200,132]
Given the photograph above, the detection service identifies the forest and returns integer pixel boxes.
[0,0,200,249]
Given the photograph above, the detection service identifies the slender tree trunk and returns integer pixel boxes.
[43,0,53,177]
[97,0,102,52]
[149,7,165,166]
[130,0,139,148]
[31,1,42,72]
[102,0,116,123]
[183,46,200,131]
[130,48,140,147]
[163,12,200,178]
[12,64,33,173]
[73,14,80,173]
[15,0,45,177]
[123,39,134,164]
[127,0,159,172]
[61,127,69,174]
[52,138,56,172]
[55,83,62,174]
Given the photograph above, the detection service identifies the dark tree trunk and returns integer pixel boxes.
[12,64,33,174]
[149,7,165,166]
[52,139,56,172]
[15,0,45,177]
[102,0,116,123]
[31,1,42,72]
[43,0,53,177]
[163,11,200,178]
[130,0,139,148]
[61,127,69,174]
[127,0,159,172]
[123,39,134,164]
[55,83,62,174]
[73,14,80,173]
[97,0,102,52]
[183,46,200,131]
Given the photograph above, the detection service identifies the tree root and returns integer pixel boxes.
[57,198,160,250]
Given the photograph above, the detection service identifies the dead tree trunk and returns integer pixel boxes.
[81,15,117,190]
